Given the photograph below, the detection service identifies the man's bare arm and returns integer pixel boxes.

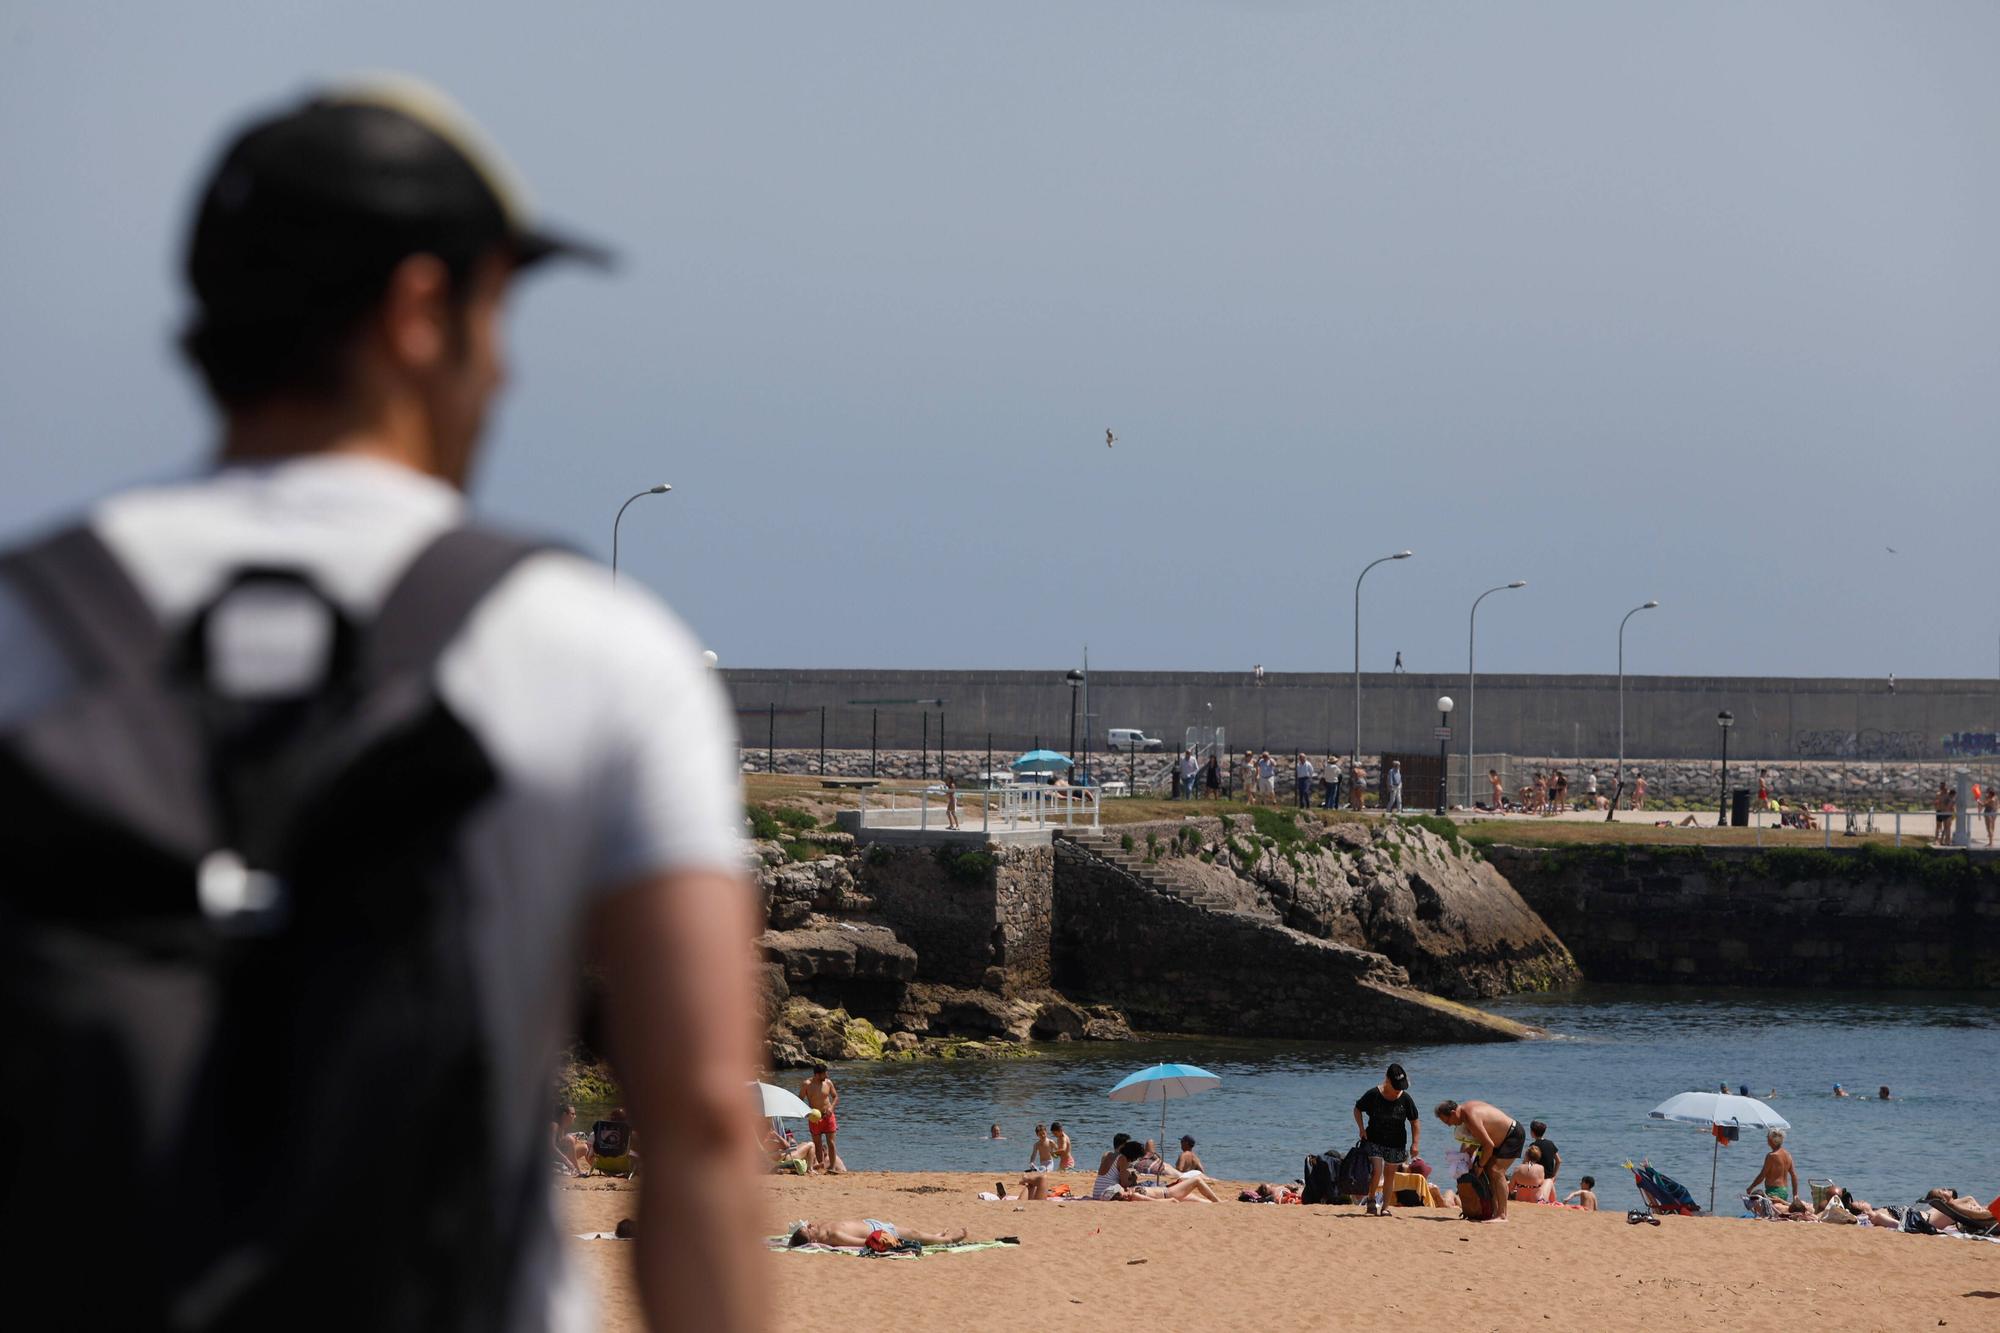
[593,868,765,1333]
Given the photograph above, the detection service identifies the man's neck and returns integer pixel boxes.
[219,397,442,481]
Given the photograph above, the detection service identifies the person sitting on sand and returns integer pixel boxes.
[992,1173,1052,1201]
[764,1125,814,1174]
[551,1104,592,1176]
[1434,1098,1524,1220]
[1748,1128,1798,1204]
[1049,1122,1074,1170]
[1175,1135,1205,1177]
[1028,1124,1056,1173]
[1132,1138,1183,1181]
[1564,1176,1597,1211]
[788,1219,972,1248]
[1093,1141,1219,1202]
[1507,1147,1556,1204]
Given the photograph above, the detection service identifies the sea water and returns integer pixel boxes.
[807,987,2000,1213]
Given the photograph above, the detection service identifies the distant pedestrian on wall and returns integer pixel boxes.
[1258,751,1278,802]
[1387,761,1403,813]
[1204,754,1220,799]
[1295,752,1317,809]
[1324,762,1342,809]
[1629,770,1647,811]
[1488,768,1505,813]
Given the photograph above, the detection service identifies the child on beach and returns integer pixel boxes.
[1029,1124,1056,1172]
[1564,1176,1598,1211]
[1049,1122,1074,1170]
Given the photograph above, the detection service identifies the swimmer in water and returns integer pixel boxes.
[1833,1084,1849,1098]
[1877,1086,1891,1100]
[989,1123,1004,1139]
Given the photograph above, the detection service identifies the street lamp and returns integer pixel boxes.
[1354,550,1414,779]
[1716,710,1735,828]
[1065,668,1085,771]
[611,483,672,583]
[1466,580,1527,809]
[1435,696,1455,815]
[1615,599,1660,803]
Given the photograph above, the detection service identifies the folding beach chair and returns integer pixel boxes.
[1625,1160,1702,1216]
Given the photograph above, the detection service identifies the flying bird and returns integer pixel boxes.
[1106,429,1117,448]
[1885,547,1897,554]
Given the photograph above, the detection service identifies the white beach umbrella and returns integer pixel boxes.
[752,1081,811,1120]
[1648,1091,1791,1214]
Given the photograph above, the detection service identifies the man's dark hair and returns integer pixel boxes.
[1118,1141,1146,1162]
[1580,1176,1595,1188]
[812,1062,827,1075]
[788,1227,810,1248]
[1112,1132,1130,1148]
[1434,1100,1459,1121]
[1530,1120,1547,1137]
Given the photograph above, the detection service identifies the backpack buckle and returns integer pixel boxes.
[197,848,289,934]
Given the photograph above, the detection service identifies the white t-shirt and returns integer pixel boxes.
[0,454,743,1332]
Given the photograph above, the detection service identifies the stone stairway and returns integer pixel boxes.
[1058,830,1239,913]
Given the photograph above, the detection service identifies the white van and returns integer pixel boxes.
[1107,728,1163,752]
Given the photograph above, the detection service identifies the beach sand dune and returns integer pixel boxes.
[561,1172,1998,1331]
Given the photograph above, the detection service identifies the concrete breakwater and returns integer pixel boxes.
[1486,844,2000,989]
[740,746,1994,806]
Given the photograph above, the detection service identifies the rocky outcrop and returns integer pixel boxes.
[1081,815,1578,999]
[1053,836,1535,1042]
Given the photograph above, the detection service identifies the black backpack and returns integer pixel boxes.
[1300,1151,1338,1205]
[0,523,548,1331]
[1335,1140,1376,1202]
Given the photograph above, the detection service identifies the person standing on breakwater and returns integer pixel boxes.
[1204,752,1221,798]
[1387,761,1404,812]
[1435,1099,1525,1220]
[1354,1063,1420,1217]
[803,1063,841,1173]
[944,773,960,829]
[1259,750,1278,803]
[1241,750,1259,804]
[1488,768,1505,812]
[1982,785,1998,845]
[0,78,760,1331]
[1324,759,1343,809]
[1630,770,1648,811]
[1295,752,1317,809]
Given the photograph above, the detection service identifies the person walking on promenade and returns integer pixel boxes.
[1353,1063,1420,1217]
[1258,750,1278,803]
[1630,770,1648,811]
[1387,761,1404,812]
[1587,769,1600,809]
[1204,753,1221,799]
[1982,783,1997,845]
[1351,760,1369,810]
[1488,768,1505,813]
[1934,781,1952,844]
[1295,752,1317,809]
[1434,1099,1526,1220]
[0,77,761,1332]
[1324,759,1342,810]
[944,773,960,829]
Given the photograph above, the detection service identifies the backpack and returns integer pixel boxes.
[1300,1152,1338,1205]
[1457,1170,1500,1221]
[1335,1140,1375,1202]
[0,523,549,1332]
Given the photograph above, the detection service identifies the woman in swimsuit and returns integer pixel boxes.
[1983,786,1998,846]
[1093,1141,1219,1202]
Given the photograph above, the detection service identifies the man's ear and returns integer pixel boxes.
[377,253,455,372]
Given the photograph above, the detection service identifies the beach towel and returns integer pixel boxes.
[764,1236,1020,1258]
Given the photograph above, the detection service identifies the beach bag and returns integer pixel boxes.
[1336,1141,1374,1201]
[1301,1152,1341,1205]
[1457,1171,1500,1221]
[592,1119,634,1159]
[0,524,551,1332]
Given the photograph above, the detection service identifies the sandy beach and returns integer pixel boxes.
[559,1172,1999,1331]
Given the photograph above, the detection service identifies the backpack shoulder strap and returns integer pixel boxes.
[363,526,563,685]
[0,521,165,680]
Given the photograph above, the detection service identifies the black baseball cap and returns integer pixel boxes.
[186,75,611,325]
[1387,1062,1409,1091]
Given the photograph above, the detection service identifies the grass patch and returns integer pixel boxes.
[745,805,785,841]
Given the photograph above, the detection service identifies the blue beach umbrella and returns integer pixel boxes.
[1108,1062,1222,1147]
[1011,749,1075,772]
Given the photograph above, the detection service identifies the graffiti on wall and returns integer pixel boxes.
[1789,729,1926,759]
[1941,732,2000,758]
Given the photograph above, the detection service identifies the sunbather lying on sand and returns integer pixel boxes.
[788,1219,973,1248]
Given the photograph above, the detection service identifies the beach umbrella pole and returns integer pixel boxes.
[1709,1133,1718,1215]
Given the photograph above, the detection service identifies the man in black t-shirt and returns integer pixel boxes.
[1352,1062,1421,1217]
[1528,1119,1560,1186]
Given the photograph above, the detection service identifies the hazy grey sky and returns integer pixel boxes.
[4,2,1997,676]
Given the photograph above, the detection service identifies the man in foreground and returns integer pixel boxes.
[0,78,760,1331]
[1435,1098,1525,1219]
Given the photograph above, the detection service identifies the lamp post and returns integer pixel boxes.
[1435,696,1455,815]
[1354,550,1414,778]
[1065,669,1084,771]
[611,483,672,583]
[1717,710,1734,828]
[1466,580,1527,809]
[1615,599,1660,800]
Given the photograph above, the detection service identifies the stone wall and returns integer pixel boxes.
[1486,844,2000,989]
[856,843,1052,991]
[725,667,2000,763]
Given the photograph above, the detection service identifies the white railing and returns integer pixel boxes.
[854,783,1100,833]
